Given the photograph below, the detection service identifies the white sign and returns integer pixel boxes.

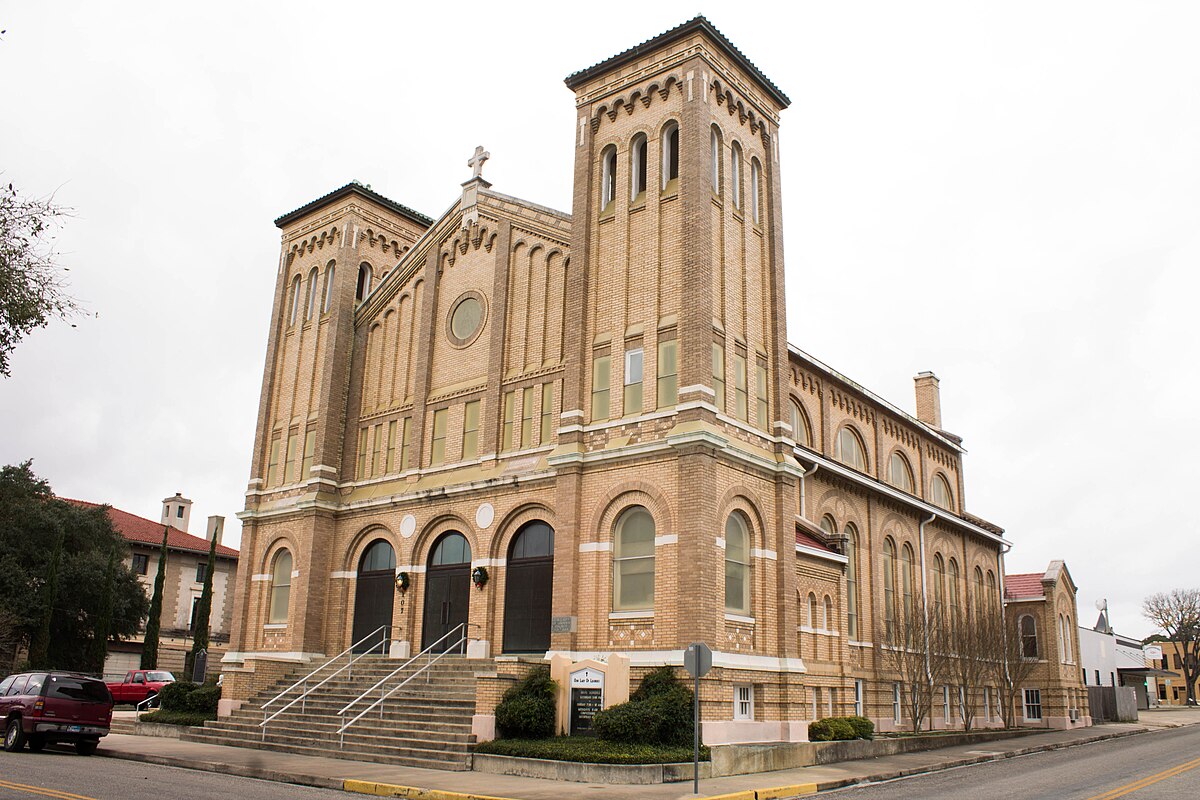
[570,667,605,689]
[1144,645,1163,660]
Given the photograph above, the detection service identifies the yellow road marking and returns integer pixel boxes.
[0,779,98,800]
[1083,754,1200,800]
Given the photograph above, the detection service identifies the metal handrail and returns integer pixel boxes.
[260,624,390,739]
[335,623,473,748]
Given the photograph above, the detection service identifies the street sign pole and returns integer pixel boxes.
[684,642,713,795]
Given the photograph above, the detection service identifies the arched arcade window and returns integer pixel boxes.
[630,134,647,199]
[305,267,319,320]
[268,549,292,624]
[883,538,896,642]
[429,532,471,566]
[1020,615,1039,659]
[355,263,372,303]
[322,265,336,313]
[750,158,762,223]
[600,145,617,209]
[613,506,655,611]
[661,122,679,188]
[844,523,859,640]
[889,452,914,493]
[731,142,743,208]
[932,473,954,511]
[724,512,750,615]
[359,539,396,572]
[288,275,302,325]
[790,400,812,447]
[838,426,868,472]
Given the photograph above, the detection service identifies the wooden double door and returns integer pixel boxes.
[502,521,554,654]
[351,540,396,654]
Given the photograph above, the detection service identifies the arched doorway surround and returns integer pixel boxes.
[502,521,554,653]
[422,532,471,653]
[351,539,396,653]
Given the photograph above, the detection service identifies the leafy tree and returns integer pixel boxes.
[87,549,117,674]
[141,527,169,669]
[0,182,79,377]
[186,532,218,680]
[0,461,147,672]
[1143,589,1200,706]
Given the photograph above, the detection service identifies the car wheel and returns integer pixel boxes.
[75,739,98,756]
[27,735,46,753]
[3,718,26,752]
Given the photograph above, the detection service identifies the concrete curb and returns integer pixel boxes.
[342,780,512,799]
[94,748,346,791]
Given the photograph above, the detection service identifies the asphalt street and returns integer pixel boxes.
[828,724,1200,799]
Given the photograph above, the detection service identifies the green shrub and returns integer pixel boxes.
[138,709,213,727]
[474,735,709,765]
[157,681,199,712]
[593,667,693,747]
[495,668,557,740]
[185,685,221,715]
[809,716,870,742]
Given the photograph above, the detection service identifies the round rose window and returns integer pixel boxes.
[448,293,485,346]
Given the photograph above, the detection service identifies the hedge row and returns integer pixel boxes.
[157,680,220,716]
[808,715,874,741]
[475,736,709,765]
[592,667,693,747]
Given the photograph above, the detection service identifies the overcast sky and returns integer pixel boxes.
[2,2,1196,639]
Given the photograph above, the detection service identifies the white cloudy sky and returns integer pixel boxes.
[2,2,1196,639]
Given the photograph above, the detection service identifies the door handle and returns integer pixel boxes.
[442,601,450,625]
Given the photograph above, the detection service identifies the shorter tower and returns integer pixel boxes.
[161,492,192,532]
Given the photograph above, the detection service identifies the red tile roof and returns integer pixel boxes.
[1004,573,1044,599]
[62,499,239,559]
[796,528,837,554]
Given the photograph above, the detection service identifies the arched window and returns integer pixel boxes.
[613,506,655,611]
[948,558,961,620]
[509,521,554,560]
[355,263,372,303]
[430,532,471,566]
[710,126,721,192]
[600,145,617,209]
[1020,615,1039,659]
[268,549,292,624]
[790,400,811,447]
[1065,615,1073,661]
[932,473,954,510]
[932,553,946,617]
[823,595,833,631]
[986,570,997,614]
[844,524,859,640]
[1058,614,1066,662]
[731,142,743,208]
[305,267,319,320]
[973,566,985,617]
[661,122,679,188]
[359,539,396,572]
[901,543,915,623]
[750,158,762,223]
[889,452,914,493]
[808,592,818,628]
[838,426,868,472]
[724,512,750,615]
[883,538,896,642]
[288,275,302,325]
[321,264,336,313]
[630,134,647,199]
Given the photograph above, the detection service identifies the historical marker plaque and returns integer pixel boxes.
[569,667,605,736]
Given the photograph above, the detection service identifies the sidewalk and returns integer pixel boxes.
[95,721,1181,800]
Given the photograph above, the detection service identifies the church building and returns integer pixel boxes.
[220,17,1085,746]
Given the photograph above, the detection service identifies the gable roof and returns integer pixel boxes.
[565,16,791,110]
[63,499,239,559]
[1004,572,1044,600]
[274,181,434,230]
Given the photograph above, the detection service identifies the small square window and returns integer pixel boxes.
[734,684,754,720]
[132,554,149,575]
[176,506,184,519]
[196,563,208,583]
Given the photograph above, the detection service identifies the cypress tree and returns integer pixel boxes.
[140,526,169,669]
[29,523,64,668]
[88,548,117,675]
[187,532,218,680]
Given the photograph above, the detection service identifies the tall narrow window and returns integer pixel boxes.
[932,473,954,510]
[756,362,768,430]
[430,408,448,465]
[948,558,961,622]
[844,524,859,640]
[400,417,411,470]
[973,567,985,618]
[734,685,754,720]
[502,391,515,451]
[731,142,743,208]
[901,543,915,624]
[600,145,617,210]
[724,512,750,615]
[268,550,292,624]
[630,134,647,199]
[1023,688,1042,721]
[1020,615,1039,659]
[613,506,655,611]
[986,570,998,614]
[710,126,721,192]
[322,264,336,313]
[301,429,315,479]
[267,435,281,487]
[520,386,534,448]
[662,122,679,188]
[305,267,319,320]
[750,159,762,223]
[657,339,678,408]
[790,401,811,447]
[356,263,372,302]
[712,344,726,413]
[734,354,748,421]
[356,428,368,479]
[893,683,902,725]
[591,355,611,421]
[385,420,396,473]
[824,595,833,631]
[540,383,553,443]
[284,431,299,484]
[808,593,818,628]
[1058,614,1066,662]
[883,538,896,642]
[1065,616,1073,661]
[288,275,302,325]
[889,452,914,492]
[462,401,480,460]
[371,424,384,476]
[623,348,643,415]
[932,553,946,618]
[838,426,868,471]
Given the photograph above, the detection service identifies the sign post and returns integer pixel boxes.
[684,642,713,795]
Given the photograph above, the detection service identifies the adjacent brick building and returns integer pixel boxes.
[223,16,1086,742]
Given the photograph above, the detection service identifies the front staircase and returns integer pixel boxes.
[183,656,484,770]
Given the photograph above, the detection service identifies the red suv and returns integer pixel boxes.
[0,671,113,755]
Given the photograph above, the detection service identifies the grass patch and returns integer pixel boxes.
[138,710,214,727]
[475,735,709,765]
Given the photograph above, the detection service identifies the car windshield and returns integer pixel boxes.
[146,672,174,682]
[45,675,110,703]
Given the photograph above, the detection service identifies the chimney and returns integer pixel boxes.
[914,372,942,428]
[161,492,193,533]
[206,515,225,547]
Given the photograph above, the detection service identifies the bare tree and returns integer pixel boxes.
[983,610,1039,728]
[1143,589,1200,706]
[944,608,996,730]
[880,598,948,733]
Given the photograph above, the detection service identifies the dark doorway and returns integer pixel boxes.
[503,521,554,653]
[351,540,396,653]
[422,532,471,653]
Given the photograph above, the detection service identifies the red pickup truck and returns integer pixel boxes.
[106,670,175,706]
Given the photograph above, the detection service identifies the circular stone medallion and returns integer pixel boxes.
[475,503,495,530]
[399,514,417,539]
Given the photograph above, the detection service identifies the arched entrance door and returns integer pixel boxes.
[422,532,471,653]
[351,539,396,653]
[503,521,554,653]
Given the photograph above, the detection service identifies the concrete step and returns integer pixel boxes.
[202,728,474,755]
[208,718,474,741]
[180,730,472,770]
